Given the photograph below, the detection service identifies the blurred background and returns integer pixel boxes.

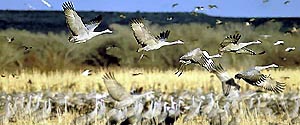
[0,0,299,71]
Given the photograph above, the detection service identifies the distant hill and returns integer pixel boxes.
[0,10,299,33]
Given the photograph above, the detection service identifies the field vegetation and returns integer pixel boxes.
[0,21,299,72]
[0,20,300,124]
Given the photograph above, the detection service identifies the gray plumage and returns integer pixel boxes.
[130,18,184,53]
[62,1,112,43]
[235,64,285,93]
[219,33,265,55]
[176,48,221,76]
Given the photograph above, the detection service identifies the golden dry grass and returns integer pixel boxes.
[0,68,299,94]
[0,68,299,125]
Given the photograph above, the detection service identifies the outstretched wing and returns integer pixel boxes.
[85,15,102,32]
[102,72,131,101]
[236,47,265,55]
[130,18,157,47]
[243,74,285,93]
[155,30,170,42]
[200,55,240,96]
[220,34,241,47]
[62,1,87,36]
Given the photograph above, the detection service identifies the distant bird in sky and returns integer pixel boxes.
[194,6,204,12]
[273,40,284,46]
[235,64,285,93]
[62,1,112,43]
[285,47,295,52]
[172,3,179,8]
[263,0,269,3]
[130,18,184,61]
[81,69,92,76]
[219,33,265,55]
[40,0,52,8]
[284,0,290,5]
[5,36,14,43]
[208,5,218,9]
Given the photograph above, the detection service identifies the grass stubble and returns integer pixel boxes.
[0,68,299,125]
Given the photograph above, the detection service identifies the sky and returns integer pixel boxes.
[0,0,299,17]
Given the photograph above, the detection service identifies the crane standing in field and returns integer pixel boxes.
[62,1,112,44]
[130,18,184,61]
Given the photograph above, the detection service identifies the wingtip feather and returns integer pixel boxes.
[62,1,74,10]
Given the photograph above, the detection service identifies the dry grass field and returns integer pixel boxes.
[1,68,299,94]
[0,68,299,125]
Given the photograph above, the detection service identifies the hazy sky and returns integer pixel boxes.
[0,0,299,17]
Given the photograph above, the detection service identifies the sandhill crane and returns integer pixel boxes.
[219,33,265,55]
[274,40,284,46]
[172,3,179,8]
[177,48,240,96]
[208,4,218,9]
[285,47,295,52]
[0,96,13,124]
[176,48,222,76]
[194,6,204,12]
[216,19,223,25]
[201,55,241,96]
[72,98,100,125]
[157,102,169,124]
[102,72,154,109]
[81,69,92,76]
[234,64,286,93]
[183,99,202,122]
[284,0,290,4]
[130,18,184,61]
[32,98,52,122]
[62,1,112,44]
[106,108,127,124]
[5,36,14,43]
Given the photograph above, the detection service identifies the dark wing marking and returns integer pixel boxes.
[220,34,241,47]
[85,15,102,32]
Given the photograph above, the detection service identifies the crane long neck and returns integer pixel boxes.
[163,40,182,45]
[255,64,277,71]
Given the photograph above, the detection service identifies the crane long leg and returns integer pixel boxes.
[138,54,144,62]
[138,53,149,62]
[175,64,184,77]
